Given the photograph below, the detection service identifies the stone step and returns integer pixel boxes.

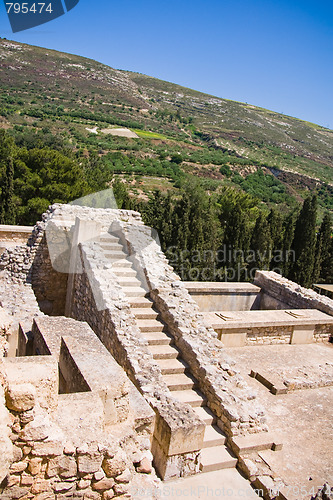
[113,268,138,277]
[163,373,196,391]
[100,242,124,251]
[155,358,188,375]
[122,287,147,297]
[150,345,179,360]
[128,297,154,308]
[104,251,128,260]
[144,332,173,346]
[171,389,206,407]
[111,260,133,268]
[117,276,142,287]
[193,406,216,425]
[203,425,227,448]
[136,319,164,332]
[133,308,158,320]
[100,235,120,244]
[199,446,237,473]
[232,433,283,454]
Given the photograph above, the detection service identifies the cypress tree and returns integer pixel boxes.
[282,211,296,277]
[290,195,317,287]
[249,213,272,276]
[314,213,332,283]
[0,131,16,225]
[267,208,283,270]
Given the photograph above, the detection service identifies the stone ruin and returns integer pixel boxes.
[0,204,332,500]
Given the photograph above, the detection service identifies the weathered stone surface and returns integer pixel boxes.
[102,451,127,477]
[93,471,105,481]
[92,477,115,491]
[46,455,77,478]
[116,468,131,483]
[78,479,91,490]
[113,483,129,495]
[136,457,152,474]
[20,473,34,487]
[9,461,28,473]
[28,457,42,475]
[52,481,75,493]
[31,479,52,495]
[19,412,51,442]
[102,491,115,500]
[5,384,36,412]
[78,452,103,475]
[0,486,29,499]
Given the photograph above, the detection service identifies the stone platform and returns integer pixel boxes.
[203,309,333,346]
[227,343,333,497]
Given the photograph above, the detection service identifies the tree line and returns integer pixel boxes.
[1,129,332,287]
[128,181,332,287]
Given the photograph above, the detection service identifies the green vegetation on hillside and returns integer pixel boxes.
[0,39,332,286]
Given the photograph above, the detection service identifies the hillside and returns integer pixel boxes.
[0,38,332,216]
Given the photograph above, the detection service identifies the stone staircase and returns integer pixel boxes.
[100,233,238,473]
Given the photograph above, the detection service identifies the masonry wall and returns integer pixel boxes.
[123,223,267,438]
[255,271,333,317]
[68,242,205,480]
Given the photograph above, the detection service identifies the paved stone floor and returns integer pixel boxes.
[155,469,260,499]
[228,343,333,498]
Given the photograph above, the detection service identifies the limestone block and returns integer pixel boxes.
[5,383,36,412]
[116,468,131,483]
[220,330,247,347]
[103,491,115,500]
[28,457,43,475]
[290,325,314,344]
[153,403,205,457]
[92,477,115,491]
[77,451,103,475]
[1,357,58,412]
[31,427,65,457]
[19,411,52,442]
[31,479,52,495]
[102,451,128,478]
[0,486,30,499]
[46,455,77,478]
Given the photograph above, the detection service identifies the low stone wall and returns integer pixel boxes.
[184,282,261,311]
[0,225,33,255]
[0,308,12,357]
[0,333,158,499]
[255,271,333,317]
[246,327,293,345]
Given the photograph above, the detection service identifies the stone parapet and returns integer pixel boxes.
[67,237,204,480]
[255,271,333,317]
[123,222,266,438]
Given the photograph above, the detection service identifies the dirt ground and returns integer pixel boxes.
[228,343,333,498]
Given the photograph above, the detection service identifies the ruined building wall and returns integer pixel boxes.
[255,271,333,317]
[69,242,205,480]
[0,354,157,500]
[123,223,267,438]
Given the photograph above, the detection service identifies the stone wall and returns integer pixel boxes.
[123,223,267,438]
[0,324,158,499]
[68,241,204,480]
[184,282,261,311]
[0,307,12,357]
[0,225,33,255]
[255,271,333,317]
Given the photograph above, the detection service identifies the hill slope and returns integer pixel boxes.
[0,38,332,214]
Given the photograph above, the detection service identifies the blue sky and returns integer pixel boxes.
[1,0,332,129]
